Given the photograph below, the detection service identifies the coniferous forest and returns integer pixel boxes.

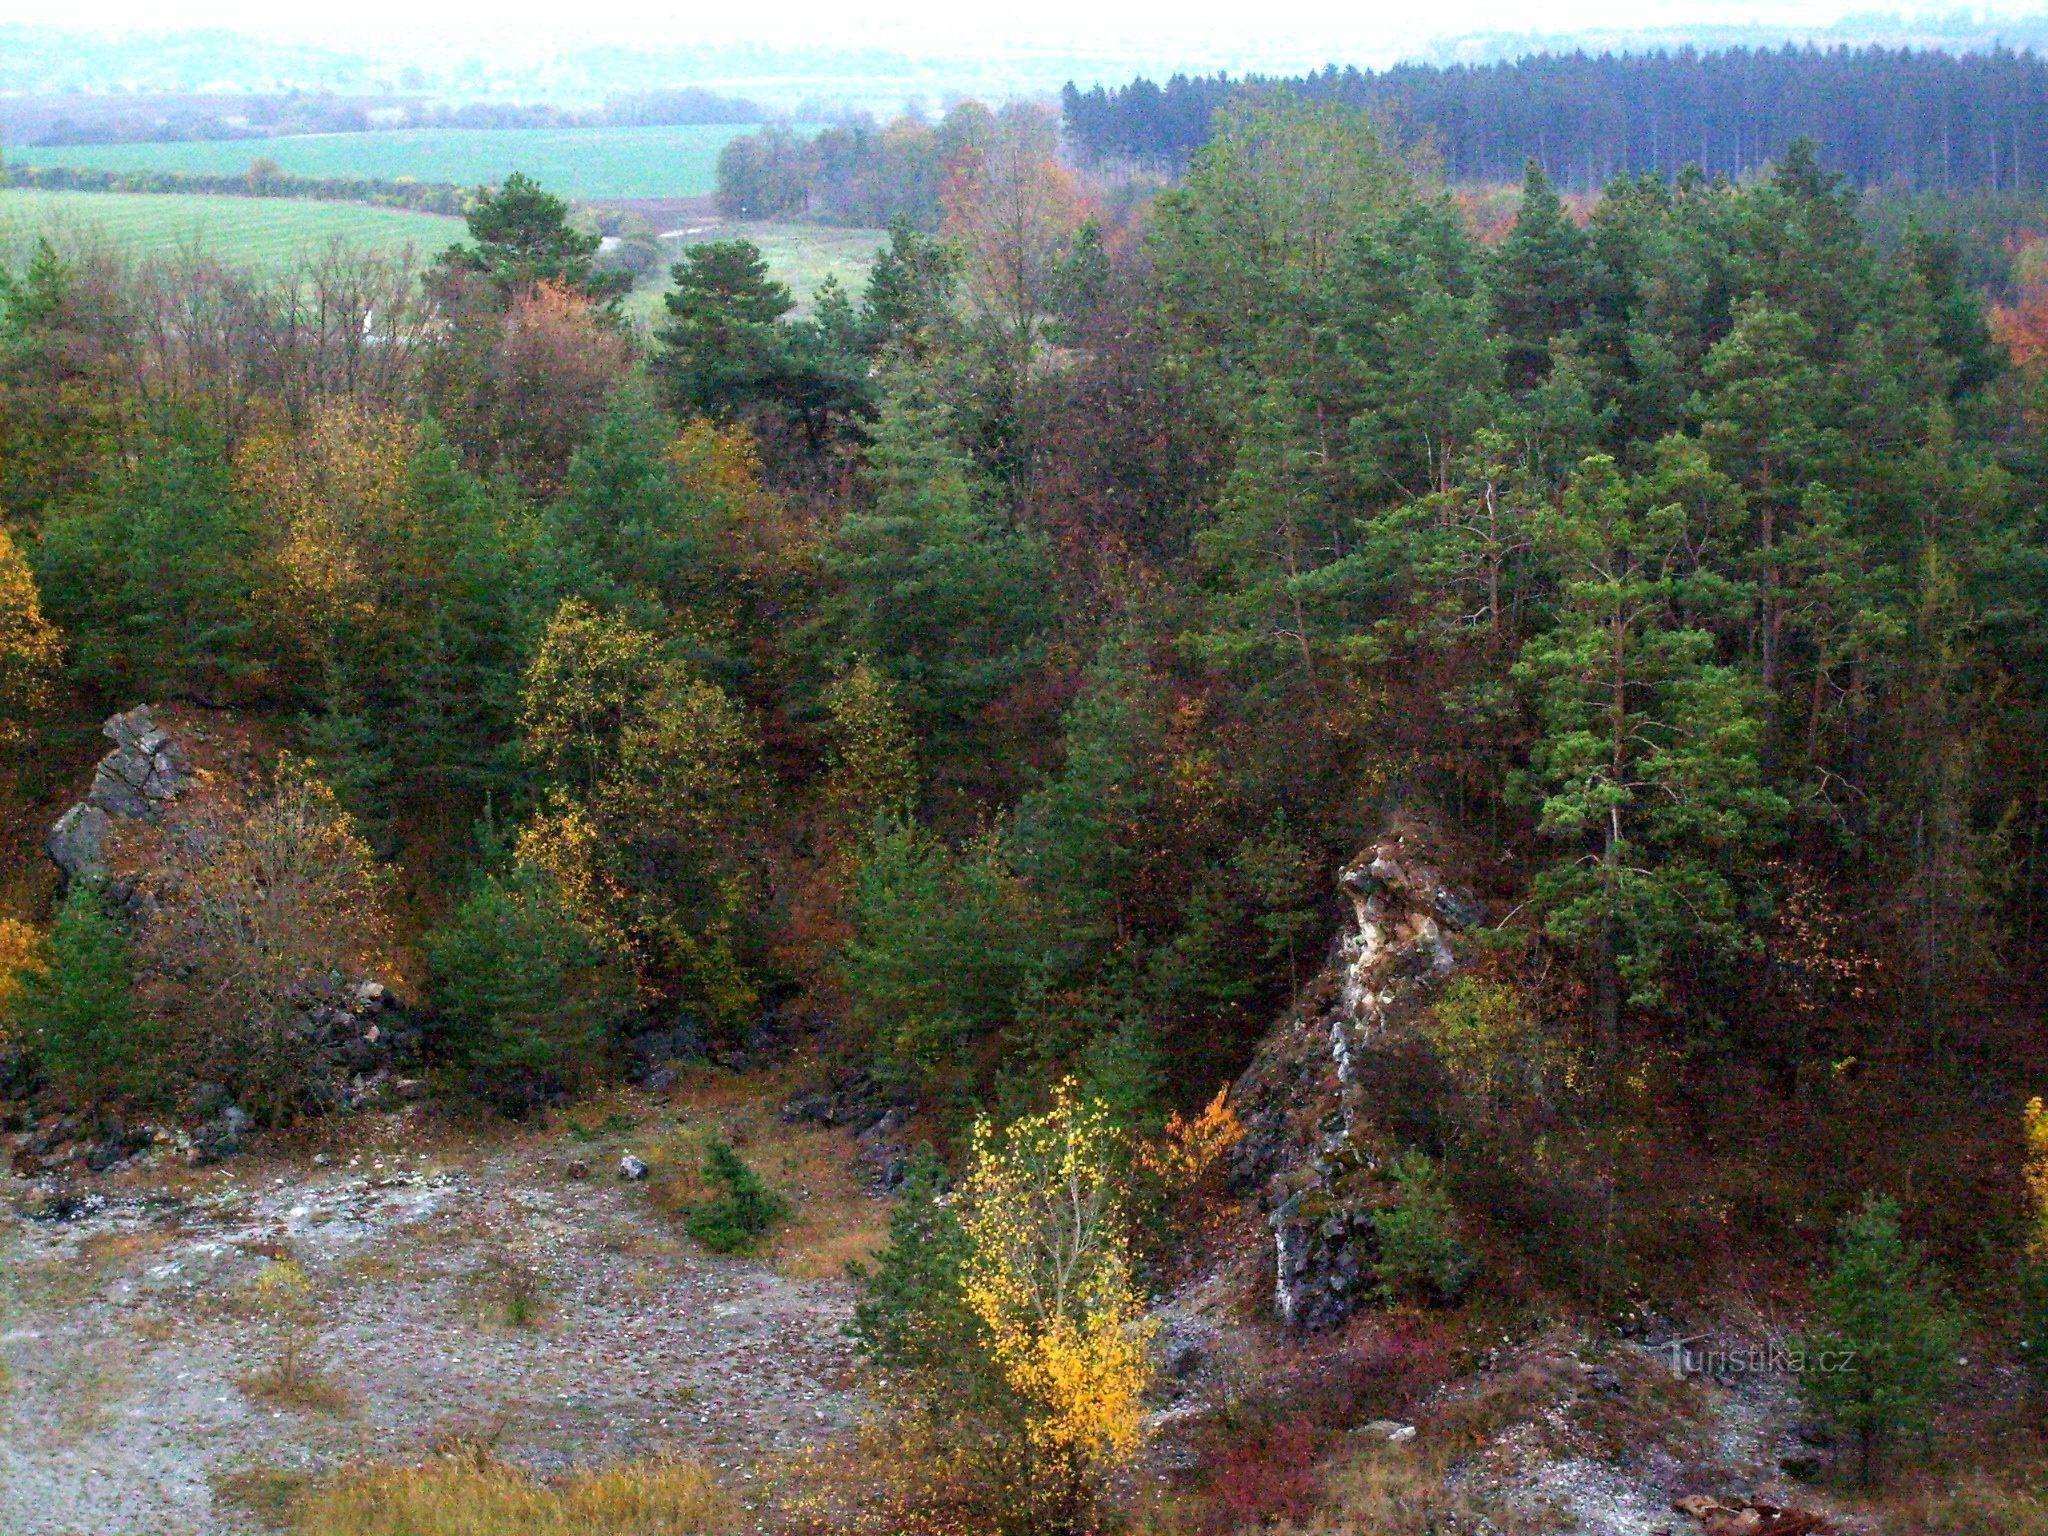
[1063,46,2048,188]
[5,46,2048,1536]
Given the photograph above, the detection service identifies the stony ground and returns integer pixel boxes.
[0,1099,869,1536]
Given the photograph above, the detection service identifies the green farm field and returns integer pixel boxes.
[0,189,880,324]
[10,123,796,201]
[0,188,463,267]
[624,219,888,325]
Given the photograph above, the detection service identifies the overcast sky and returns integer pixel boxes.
[8,0,2026,69]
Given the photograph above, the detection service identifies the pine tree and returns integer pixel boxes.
[1511,455,1785,1049]
[1802,1194,1963,1484]
[653,240,795,420]
[1493,159,1597,391]
[432,172,629,307]
[849,1145,991,1393]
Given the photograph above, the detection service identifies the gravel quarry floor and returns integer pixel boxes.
[0,1105,867,1535]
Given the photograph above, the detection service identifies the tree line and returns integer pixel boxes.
[3,161,470,216]
[15,84,775,149]
[1064,45,2048,190]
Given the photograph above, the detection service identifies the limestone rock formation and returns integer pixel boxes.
[46,706,189,883]
[1231,808,1483,1332]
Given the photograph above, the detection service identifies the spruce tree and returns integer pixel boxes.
[15,881,143,1108]
[1802,1195,1963,1484]
[816,385,1049,781]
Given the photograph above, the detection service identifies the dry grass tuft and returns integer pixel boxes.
[459,1250,552,1330]
[236,1359,356,1415]
[1869,1469,2048,1536]
[1296,1442,1516,1535]
[211,1464,315,1530]
[292,1452,741,1536]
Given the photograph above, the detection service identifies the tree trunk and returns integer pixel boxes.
[1593,908,1621,1061]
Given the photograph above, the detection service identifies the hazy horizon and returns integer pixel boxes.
[8,0,2048,78]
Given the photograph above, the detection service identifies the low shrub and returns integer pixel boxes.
[1199,1413,1326,1533]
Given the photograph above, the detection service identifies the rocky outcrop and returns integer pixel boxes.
[1231,808,1483,1332]
[46,706,189,883]
[31,706,417,1164]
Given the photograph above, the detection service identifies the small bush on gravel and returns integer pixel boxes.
[682,1138,787,1254]
[237,1258,353,1414]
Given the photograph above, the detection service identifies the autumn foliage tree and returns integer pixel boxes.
[517,598,770,1037]
[956,1081,1154,1531]
[0,523,61,753]
[853,1081,1153,1533]
[481,282,634,495]
[942,105,1089,394]
[141,755,392,1115]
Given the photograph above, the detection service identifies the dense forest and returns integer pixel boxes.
[6,94,2048,1533]
[1063,45,2048,189]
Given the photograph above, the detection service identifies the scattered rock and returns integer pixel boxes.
[626,1017,707,1084]
[190,1104,253,1165]
[1356,1418,1419,1444]
[1672,1496,1837,1535]
[618,1154,649,1181]
[44,709,414,1152]
[781,1069,915,1134]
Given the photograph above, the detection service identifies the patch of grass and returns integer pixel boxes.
[292,1451,741,1536]
[1421,1355,1571,1449]
[567,1112,638,1144]
[1869,1467,2048,1535]
[0,189,462,271]
[1564,1344,1712,1461]
[1304,1442,1518,1535]
[635,1065,891,1278]
[212,1465,315,1531]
